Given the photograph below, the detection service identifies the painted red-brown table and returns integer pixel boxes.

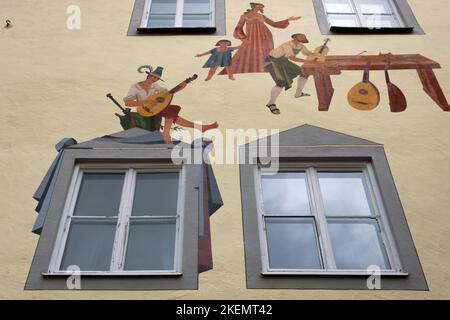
[301,54,450,112]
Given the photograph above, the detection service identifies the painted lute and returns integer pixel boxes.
[307,38,331,62]
[383,56,407,112]
[347,61,380,111]
[137,74,198,117]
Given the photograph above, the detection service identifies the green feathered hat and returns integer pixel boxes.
[137,65,164,81]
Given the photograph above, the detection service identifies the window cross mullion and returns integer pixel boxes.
[49,165,82,273]
[351,0,366,27]
[262,214,313,218]
[307,167,337,270]
[175,0,184,27]
[110,169,135,271]
[364,165,403,272]
[140,0,152,28]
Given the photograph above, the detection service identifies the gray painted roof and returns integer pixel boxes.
[32,128,223,235]
[69,127,192,149]
[244,124,381,147]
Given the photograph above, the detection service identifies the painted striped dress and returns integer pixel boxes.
[219,14,290,75]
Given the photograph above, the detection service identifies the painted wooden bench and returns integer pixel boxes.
[302,54,450,112]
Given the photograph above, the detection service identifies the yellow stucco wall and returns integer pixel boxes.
[0,0,449,299]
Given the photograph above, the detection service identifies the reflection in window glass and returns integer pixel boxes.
[328,219,390,270]
[358,0,392,14]
[266,217,322,269]
[147,15,176,28]
[323,0,405,28]
[183,14,210,27]
[324,0,354,13]
[150,0,177,14]
[184,0,211,14]
[132,172,179,216]
[124,220,176,271]
[60,220,116,271]
[146,0,212,28]
[318,172,373,216]
[327,14,360,27]
[365,15,399,28]
[261,172,311,215]
[73,173,124,217]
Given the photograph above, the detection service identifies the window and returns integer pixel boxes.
[140,0,214,28]
[323,0,404,28]
[26,128,221,290]
[240,124,428,290]
[257,164,401,275]
[128,0,225,35]
[48,165,184,275]
[313,0,424,34]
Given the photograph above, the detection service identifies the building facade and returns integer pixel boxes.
[1,0,449,298]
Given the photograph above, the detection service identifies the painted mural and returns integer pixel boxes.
[105,2,449,144]
[265,33,314,115]
[302,53,450,112]
[346,54,408,112]
[219,2,301,74]
[195,39,246,81]
[13,0,450,296]
[116,65,218,144]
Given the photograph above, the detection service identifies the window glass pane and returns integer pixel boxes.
[318,172,374,216]
[60,220,116,271]
[364,14,400,28]
[261,172,311,215]
[358,0,392,14]
[184,0,211,14]
[124,220,176,271]
[150,0,177,14]
[327,14,360,27]
[328,219,391,270]
[265,217,322,269]
[183,14,211,27]
[132,172,179,216]
[324,0,354,13]
[73,173,124,217]
[147,14,176,28]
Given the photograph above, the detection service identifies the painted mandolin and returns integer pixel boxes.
[347,61,380,111]
[384,57,407,112]
[137,74,198,117]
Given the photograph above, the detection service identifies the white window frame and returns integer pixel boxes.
[140,0,215,28]
[255,162,407,276]
[322,0,406,28]
[46,164,185,276]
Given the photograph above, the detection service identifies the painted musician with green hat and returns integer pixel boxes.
[124,65,219,144]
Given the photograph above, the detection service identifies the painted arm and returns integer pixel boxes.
[123,99,144,107]
[301,46,313,56]
[124,98,159,108]
[195,50,212,57]
[263,16,289,29]
[264,15,301,28]
[233,39,249,50]
[123,87,145,107]
[288,56,307,63]
[233,15,247,40]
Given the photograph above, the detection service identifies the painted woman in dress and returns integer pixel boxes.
[195,39,246,81]
[219,2,301,75]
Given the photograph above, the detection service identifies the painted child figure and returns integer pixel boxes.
[195,40,246,81]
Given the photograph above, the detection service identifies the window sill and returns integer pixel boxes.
[42,271,183,277]
[262,271,408,277]
[329,26,414,34]
[137,27,217,35]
